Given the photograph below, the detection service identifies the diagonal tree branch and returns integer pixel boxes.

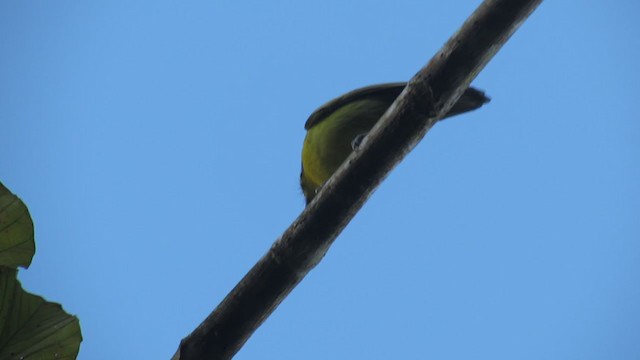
[174,0,543,358]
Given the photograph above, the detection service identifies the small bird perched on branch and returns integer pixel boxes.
[300,82,490,203]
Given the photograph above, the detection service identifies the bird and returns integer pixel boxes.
[300,82,490,204]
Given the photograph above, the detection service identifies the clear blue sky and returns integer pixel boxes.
[2,1,639,359]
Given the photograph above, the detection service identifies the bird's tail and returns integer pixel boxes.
[442,87,491,119]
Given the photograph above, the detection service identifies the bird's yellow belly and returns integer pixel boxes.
[301,100,389,197]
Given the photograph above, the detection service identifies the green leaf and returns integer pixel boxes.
[0,183,35,269]
[0,268,82,360]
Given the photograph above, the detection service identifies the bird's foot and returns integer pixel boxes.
[351,133,367,151]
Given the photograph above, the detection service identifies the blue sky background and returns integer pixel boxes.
[2,1,639,359]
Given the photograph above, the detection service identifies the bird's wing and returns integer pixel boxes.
[304,82,490,129]
[304,83,407,130]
